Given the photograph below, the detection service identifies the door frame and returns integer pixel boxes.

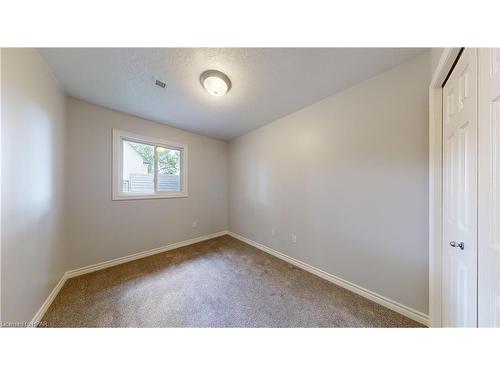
[429,47,463,328]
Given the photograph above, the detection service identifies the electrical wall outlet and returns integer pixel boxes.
[271,229,276,236]
[192,221,197,228]
[291,234,297,243]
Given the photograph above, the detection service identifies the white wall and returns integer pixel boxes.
[229,53,431,314]
[64,98,228,270]
[1,48,67,323]
[431,48,445,74]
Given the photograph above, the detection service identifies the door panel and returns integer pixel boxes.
[458,121,470,230]
[478,48,500,327]
[442,48,478,327]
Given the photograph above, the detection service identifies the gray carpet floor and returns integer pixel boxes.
[42,235,423,327]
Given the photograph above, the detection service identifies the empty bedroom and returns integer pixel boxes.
[1,1,499,374]
[3,46,433,328]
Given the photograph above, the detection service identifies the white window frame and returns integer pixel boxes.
[112,129,188,200]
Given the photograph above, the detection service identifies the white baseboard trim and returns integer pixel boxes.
[30,230,229,326]
[228,231,430,327]
[65,230,229,279]
[30,275,67,327]
[31,229,429,327]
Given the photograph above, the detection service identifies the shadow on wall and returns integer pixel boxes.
[1,48,66,323]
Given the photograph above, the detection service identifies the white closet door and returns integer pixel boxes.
[442,48,478,327]
[478,48,500,327]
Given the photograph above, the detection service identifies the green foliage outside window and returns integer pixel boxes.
[129,143,180,175]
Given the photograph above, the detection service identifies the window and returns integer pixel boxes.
[112,129,188,200]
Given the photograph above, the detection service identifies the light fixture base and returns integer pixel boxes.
[200,70,232,96]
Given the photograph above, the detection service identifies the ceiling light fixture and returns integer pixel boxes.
[200,70,231,96]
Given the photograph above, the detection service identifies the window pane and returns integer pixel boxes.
[122,139,154,193]
[157,147,181,192]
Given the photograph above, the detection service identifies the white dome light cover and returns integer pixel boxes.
[200,70,232,96]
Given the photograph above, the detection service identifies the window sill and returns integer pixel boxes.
[112,192,188,201]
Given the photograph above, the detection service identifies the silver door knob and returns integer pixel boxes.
[449,241,464,250]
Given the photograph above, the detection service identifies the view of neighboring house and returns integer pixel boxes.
[123,140,180,193]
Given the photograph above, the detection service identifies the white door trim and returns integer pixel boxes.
[429,48,462,328]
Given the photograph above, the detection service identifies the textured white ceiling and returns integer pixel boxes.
[39,48,428,140]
